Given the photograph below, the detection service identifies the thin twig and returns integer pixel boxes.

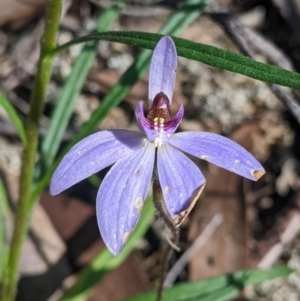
[258,213,300,268]
[164,213,223,287]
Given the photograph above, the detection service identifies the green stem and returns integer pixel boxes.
[1,1,63,300]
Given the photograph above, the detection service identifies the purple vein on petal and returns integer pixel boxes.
[169,131,265,181]
[157,144,206,227]
[50,130,146,195]
[96,142,155,256]
[148,36,177,105]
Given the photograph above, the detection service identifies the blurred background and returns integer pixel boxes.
[1,0,300,300]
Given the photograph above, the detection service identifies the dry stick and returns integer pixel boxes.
[206,4,300,124]
[258,213,300,268]
[272,0,300,41]
[242,27,294,71]
[152,165,179,301]
[164,213,223,287]
[269,84,300,124]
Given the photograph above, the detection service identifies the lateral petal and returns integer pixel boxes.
[97,143,155,256]
[135,101,153,139]
[157,145,206,227]
[50,130,146,195]
[148,36,177,105]
[170,132,265,181]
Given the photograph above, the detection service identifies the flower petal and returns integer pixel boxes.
[148,36,177,105]
[50,130,146,195]
[135,101,152,138]
[163,104,184,137]
[169,132,265,181]
[135,101,184,145]
[157,145,206,227]
[96,143,155,256]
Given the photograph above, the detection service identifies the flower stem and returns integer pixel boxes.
[152,167,179,247]
[156,244,173,301]
[152,166,179,301]
[1,1,63,300]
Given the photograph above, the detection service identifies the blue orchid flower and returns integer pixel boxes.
[50,36,265,256]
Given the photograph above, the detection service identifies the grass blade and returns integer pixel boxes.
[0,177,10,286]
[0,92,26,145]
[51,31,300,90]
[120,266,292,301]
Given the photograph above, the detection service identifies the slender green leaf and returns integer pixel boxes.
[0,177,10,283]
[0,92,26,145]
[35,1,124,178]
[120,266,292,301]
[31,0,212,204]
[51,31,300,90]
[0,177,9,225]
[59,199,155,301]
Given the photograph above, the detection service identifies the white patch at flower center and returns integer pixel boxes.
[153,117,165,147]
